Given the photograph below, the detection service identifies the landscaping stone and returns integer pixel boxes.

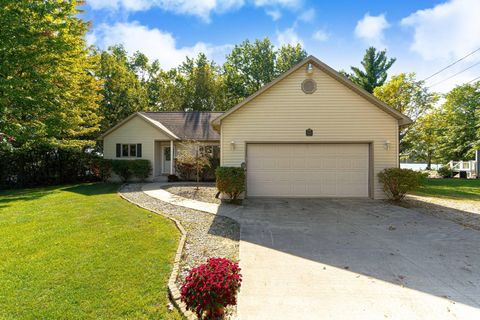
[401,195,480,230]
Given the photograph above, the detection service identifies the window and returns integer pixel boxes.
[199,145,220,158]
[116,143,142,158]
[122,144,129,157]
[129,144,136,157]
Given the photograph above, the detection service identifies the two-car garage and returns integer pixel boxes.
[246,143,370,198]
[213,56,412,199]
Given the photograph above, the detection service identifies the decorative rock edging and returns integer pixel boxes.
[118,190,197,320]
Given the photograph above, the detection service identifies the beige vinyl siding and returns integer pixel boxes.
[220,63,399,199]
[103,115,172,180]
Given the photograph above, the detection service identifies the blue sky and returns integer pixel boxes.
[83,0,480,93]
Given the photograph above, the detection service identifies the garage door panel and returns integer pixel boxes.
[247,144,369,197]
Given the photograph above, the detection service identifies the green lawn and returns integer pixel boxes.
[413,178,480,201]
[0,183,183,320]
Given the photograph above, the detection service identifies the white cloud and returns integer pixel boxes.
[298,8,315,23]
[253,0,301,7]
[276,27,303,46]
[401,0,480,61]
[354,13,390,48]
[266,9,282,21]
[88,22,232,69]
[312,29,329,42]
[87,0,302,22]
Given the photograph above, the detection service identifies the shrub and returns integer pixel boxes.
[111,160,151,182]
[91,158,112,182]
[378,168,426,201]
[111,160,132,182]
[168,174,179,182]
[438,166,454,178]
[180,258,242,318]
[202,156,220,181]
[0,143,101,188]
[215,167,245,201]
[175,160,195,181]
[129,160,151,182]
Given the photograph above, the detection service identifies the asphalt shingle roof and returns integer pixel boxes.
[140,112,223,141]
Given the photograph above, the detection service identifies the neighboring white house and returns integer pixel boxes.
[99,55,412,199]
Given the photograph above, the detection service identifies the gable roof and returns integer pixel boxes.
[98,111,223,141]
[141,112,223,140]
[211,55,412,129]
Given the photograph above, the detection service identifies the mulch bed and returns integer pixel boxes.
[162,183,222,204]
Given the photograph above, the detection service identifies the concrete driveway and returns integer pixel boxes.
[231,198,480,320]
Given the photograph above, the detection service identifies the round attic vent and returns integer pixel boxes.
[301,78,317,94]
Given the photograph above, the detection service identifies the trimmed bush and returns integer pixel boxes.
[378,168,426,201]
[91,158,112,182]
[180,258,242,318]
[130,160,152,182]
[215,167,245,201]
[438,166,454,178]
[0,143,101,188]
[111,160,132,182]
[111,160,151,182]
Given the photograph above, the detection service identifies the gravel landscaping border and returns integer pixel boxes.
[398,195,480,230]
[119,183,241,319]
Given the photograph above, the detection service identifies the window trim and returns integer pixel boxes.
[116,143,142,158]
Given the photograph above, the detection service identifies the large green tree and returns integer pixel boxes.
[0,0,102,145]
[95,45,148,131]
[345,47,396,93]
[373,73,438,155]
[403,111,442,169]
[178,53,227,111]
[276,44,308,75]
[223,39,307,106]
[436,82,480,162]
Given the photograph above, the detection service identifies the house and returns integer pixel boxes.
[99,112,222,178]
[99,55,411,199]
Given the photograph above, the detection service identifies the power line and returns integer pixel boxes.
[468,75,480,84]
[428,61,480,88]
[421,47,480,82]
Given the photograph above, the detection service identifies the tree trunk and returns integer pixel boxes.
[426,152,432,170]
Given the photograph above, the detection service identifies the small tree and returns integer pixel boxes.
[176,140,210,188]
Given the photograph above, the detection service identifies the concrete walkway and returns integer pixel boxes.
[142,183,241,216]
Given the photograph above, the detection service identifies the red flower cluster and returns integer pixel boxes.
[180,257,242,318]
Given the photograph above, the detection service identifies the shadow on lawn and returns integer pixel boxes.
[63,183,120,196]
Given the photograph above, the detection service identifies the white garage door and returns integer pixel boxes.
[247,143,369,197]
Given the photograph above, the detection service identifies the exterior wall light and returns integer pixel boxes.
[306,63,314,75]
[385,140,391,150]
[230,141,235,150]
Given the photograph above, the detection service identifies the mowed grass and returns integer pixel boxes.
[413,178,480,201]
[0,183,183,320]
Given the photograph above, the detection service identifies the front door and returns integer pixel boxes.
[162,146,172,174]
